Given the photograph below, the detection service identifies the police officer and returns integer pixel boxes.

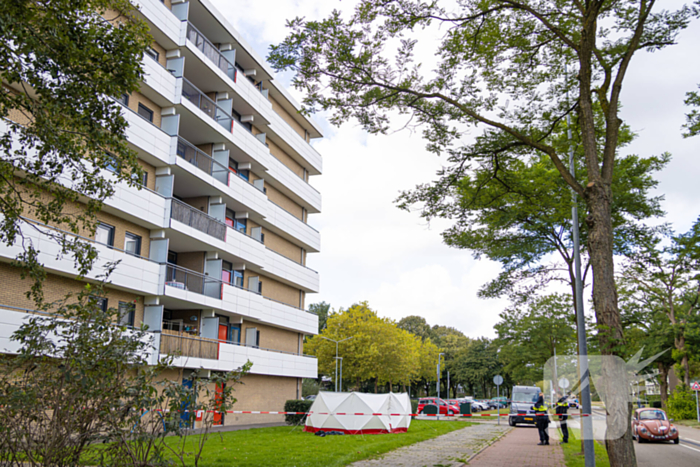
[555,393,569,443]
[532,392,550,445]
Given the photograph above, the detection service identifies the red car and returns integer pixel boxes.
[417,397,461,415]
[632,408,679,444]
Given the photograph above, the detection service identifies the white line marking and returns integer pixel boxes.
[681,443,700,454]
[683,438,700,444]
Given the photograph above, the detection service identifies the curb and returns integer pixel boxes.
[462,426,514,465]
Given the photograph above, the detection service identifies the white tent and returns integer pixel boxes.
[304,392,412,435]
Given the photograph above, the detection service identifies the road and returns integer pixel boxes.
[576,408,700,467]
[634,424,700,467]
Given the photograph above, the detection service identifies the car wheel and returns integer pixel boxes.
[637,436,645,444]
[508,417,515,427]
[448,410,454,416]
[674,438,680,444]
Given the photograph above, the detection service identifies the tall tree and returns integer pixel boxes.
[269,3,698,463]
[309,301,331,333]
[684,85,700,137]
[452,338,501,398]
[618,219,700,386]
[495,294,578,385]
[0,0,149,304]
[397,315,432,341]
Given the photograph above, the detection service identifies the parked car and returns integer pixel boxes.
[304,395,317,401]
[632,408,679,444]
[472,400,490,411]
[567,397,579,409]
[490,396,509,408]
[417,397,461,415]
[461,396,480,412]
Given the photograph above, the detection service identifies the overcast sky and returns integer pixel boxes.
[210,0,700,338]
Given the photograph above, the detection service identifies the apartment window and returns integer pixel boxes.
[225,209,247,233]
[124,232,142,256]
[233,270,244,288]
[137,103,154,123]
[117,93,129,106]
[257,280,262,294]
[145,46,160,62]
[105,152,119,173]
[239,170,249,181]
[95,223,115,247]
[118,301,135,328]
[91,296,108,312]
[167,250,178,265]
[225,209,235,228]
[235,218,247,234]
[141,171,148,187]
[245,327,260,348]
[228,158,238,173]
[222,260,233,284]
[229,324,241,344]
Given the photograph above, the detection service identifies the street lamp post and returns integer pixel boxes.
[437,353,445,400]
[319,335,354,392]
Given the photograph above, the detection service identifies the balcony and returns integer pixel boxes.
[160,329,219,360]
[162,263,317,334]
[170,198,226,242]
[186,22,237,83]
[175,137,263,192]
[181,78,234,133]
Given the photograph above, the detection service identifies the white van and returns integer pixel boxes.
[508,385,541,426]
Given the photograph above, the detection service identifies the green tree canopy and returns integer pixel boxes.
[308,301,331,333]
[495,294,578,385]
[305,302,424,391]
[0,0,150,304]
[617,218,700,386]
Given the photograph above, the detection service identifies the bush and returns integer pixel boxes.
[411,399,419,415]
[651,401,662,408]
[667,386,698,420]
[284,399,313,425]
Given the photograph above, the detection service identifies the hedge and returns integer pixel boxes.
[284,399,313,425]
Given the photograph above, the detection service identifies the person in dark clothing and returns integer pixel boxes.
[532,393,550,445]
[555,393,569,443]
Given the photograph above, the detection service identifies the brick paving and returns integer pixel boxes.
[349,422,509,467]
[469,425,566,466]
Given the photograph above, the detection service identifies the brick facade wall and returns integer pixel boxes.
[0,262,145,325]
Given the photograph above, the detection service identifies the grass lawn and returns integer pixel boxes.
[675,419,700,428]
[163,419,473,466]
[556,428,610,467]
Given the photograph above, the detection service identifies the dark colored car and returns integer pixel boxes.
[417,397,461,415]
[632,408,679,444]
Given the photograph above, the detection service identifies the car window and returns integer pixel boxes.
[639,410,667,421]
[512,392,539,403]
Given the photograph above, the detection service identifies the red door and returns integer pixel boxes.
[218,324,228,342]
[213,382,224,425]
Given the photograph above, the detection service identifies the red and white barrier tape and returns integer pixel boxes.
[166,410,590,418]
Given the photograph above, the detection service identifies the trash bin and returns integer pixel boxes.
[460,402,472,415]
[422,404,439,416]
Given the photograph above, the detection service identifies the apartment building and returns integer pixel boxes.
[0,0,321,426]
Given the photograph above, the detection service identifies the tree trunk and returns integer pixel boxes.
[585,183,637,467]
[374,379,378,394]
[658,364,669,410]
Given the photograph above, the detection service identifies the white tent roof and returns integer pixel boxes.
[304,392,412,434]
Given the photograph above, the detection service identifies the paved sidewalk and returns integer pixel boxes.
[349,422,509,467]
[469,425,566,466]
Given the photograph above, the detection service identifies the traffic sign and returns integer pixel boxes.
[691,381,700,391]
[493,375,504,386]
[559,377,571,389]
